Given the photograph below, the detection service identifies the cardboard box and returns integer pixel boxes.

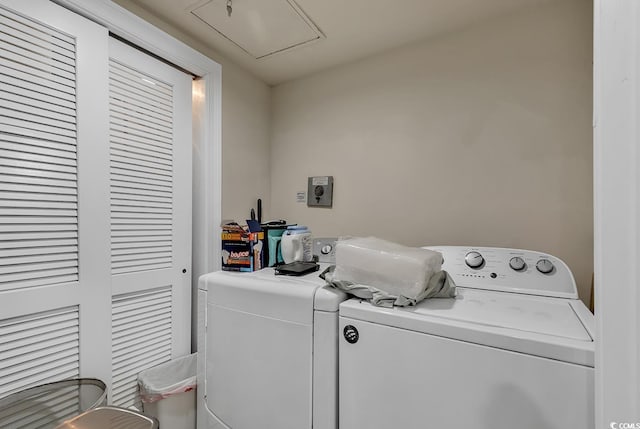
[221,231,264,272]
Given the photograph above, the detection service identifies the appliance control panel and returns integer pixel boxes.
[423,246,578,299]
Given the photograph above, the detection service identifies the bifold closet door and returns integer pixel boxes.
[0,1,193,411]
[0,0,111,404]
[108,38,192,409]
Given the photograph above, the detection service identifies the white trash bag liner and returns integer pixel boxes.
[138,353,196,404]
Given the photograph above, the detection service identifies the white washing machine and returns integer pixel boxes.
[197,265,347,429]
[339,246,594,429]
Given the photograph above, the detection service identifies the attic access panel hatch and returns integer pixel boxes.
[190,0,324,59]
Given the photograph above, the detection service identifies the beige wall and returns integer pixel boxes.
[218,61,271,222]
[270,0,594,302]
[114,0,272,223]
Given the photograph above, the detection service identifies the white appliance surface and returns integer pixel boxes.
[340,288,593,366]
[339,246,594,429]
[198,265,346,429]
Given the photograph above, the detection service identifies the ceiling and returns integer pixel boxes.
[114,0,554,85]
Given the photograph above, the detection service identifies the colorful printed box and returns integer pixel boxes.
[221,231,264,272]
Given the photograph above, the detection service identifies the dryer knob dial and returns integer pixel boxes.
[465,251,484,268]
[509,256,526,271]
[536,259,554,274]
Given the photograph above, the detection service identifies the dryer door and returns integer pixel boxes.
[206,302,312,429]
[339,316,594,429]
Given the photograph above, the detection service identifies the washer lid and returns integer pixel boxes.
[420,288,591,341]
[340,288,594,366]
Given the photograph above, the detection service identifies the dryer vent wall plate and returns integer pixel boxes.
[308,176,333,207]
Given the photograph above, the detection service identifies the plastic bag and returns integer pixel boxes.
[333,237,443,299]
[138,353,197,403]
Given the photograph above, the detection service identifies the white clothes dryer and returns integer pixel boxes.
[338,246,594,429]
[197,266,346,429]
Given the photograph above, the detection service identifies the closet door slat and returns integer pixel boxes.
[110,129,172,154]
[110,62,172,97]
[110,140,171,163]
[0,106,75,132]
[0,142,76,162]
[111,287,172,409]
[0,122,76,146]
[0,13,75,48]
[111,210,171,219]
[109,122,171,147]
[0,26,74,65]
[111,146,172,168]
[111,235,170,244]
[0,81,76,111]
[0,224,78,233]
[112,245,172,256]
[109,103,172,133]
[109,57,175,275]
[1,181,77,198]
[0,273,78,291]
[111,204,171,214]
[0,115,76,139]
[0,148,76,168]
[109,89,172,122]
[0,165,76,181]
[0,4,79,301]
[109,72,172,109]
[0,8,74,48]
[1,91,75,119]
[110,60,171,94]
[0,43,75,79]
[110,169,171,187]
[0,245,77,258]
[0,306,79,398]
[110,154,172,173]
[0,68,75,101]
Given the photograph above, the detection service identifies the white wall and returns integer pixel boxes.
[113,0,271,223]
[270,0,594,302]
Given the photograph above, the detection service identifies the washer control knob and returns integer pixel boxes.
[321,244,333,255]
[465,251,484,269]
[536,259,554,274]
[509,256,526,271]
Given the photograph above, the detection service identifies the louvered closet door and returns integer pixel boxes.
[0,0,111,400]
[108,38,192,409]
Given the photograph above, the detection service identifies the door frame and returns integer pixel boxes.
[593,0,640,426]
[52,0,223,351]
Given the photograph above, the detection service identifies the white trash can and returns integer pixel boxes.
[138,353,197,429]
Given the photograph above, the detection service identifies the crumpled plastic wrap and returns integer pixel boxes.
[326,237,456,307]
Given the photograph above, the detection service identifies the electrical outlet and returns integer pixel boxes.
[307,176,333,207]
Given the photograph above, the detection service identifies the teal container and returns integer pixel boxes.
[264,226,287,267]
